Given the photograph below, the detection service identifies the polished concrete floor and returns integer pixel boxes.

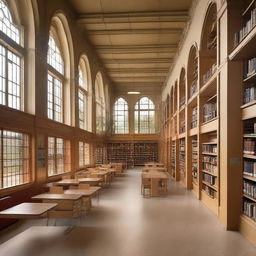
[0,168,256,256]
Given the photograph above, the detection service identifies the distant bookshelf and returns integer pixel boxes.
[179,138,186,183]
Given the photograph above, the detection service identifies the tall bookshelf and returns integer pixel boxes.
[171,140,176,179]
[229,0,256,244]
[165,3,219,211]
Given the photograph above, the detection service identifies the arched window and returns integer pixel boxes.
[0,0,22,110]
[113,98,129,134]
[78,56,91,131]
[47,35,64,123]
[135,97,155,134]
[95,72,105,134]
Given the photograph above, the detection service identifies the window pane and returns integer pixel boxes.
[134,97,155,134]
[48,137,70,176]
[1,130,30,188]
[47,74,63,123]
[47,36,64,75]
[113,98,128,134]
[0,1,20,44]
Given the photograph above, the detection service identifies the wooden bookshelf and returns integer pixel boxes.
[229,0,256,243]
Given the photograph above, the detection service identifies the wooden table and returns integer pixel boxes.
[32,193,83,218]
[142,173,168,197]
[78,177,103,186]
[56,179,79,187]
[0,202,57,219]
[65,186,101,202]
[142,167,167,172]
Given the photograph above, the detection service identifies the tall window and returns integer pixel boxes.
[113,98,129,134]
[47,35,64,123]
[79,141,90,167]
[0,130,30,189]
[47,137,70,176]
[78,58,90,130]
[0,1,22,111]
[95,73,105,134]
[135,97,155,134]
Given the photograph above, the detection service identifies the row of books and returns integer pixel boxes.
[192,139,198,152]
[202,155,217,164]
[202,63,217,85]
[203,102,217,123]
[203,163,218,175]
[244,119,256,134]
[246,57,256,78]
[244,200,256,220]
[203,173,217,186]
[244,160,256,177]
[244,86,256,104]
[243,180,256,199]
[244,138,256,155]
[191,107,198,129]
[202,184,217,199]
[202,144,217,154]
[234,8,256,48]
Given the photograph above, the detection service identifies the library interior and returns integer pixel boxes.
[0,0,256,255]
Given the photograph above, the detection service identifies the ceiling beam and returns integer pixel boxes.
[95,44,177,54]
[77,11,188,24]
[87,28,182,35]
[108,68,169,74]
[103,58,173,64]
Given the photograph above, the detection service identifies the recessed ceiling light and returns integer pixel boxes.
[127,91,141,95]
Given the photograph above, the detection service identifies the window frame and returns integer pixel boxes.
[0,0,24,111]
[113,97,129,134]
[47,136,70,177]
[78,63,89,130]
[134,97,156,134]
[0,128,31,190]
[79,141,90,167]
[47,34,65,123]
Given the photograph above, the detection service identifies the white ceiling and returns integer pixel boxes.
[69,0,193,94]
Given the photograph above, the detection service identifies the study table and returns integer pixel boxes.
[56,178,103,187]
[144,162,165,168]
[142,172,169,197]
[32,193,83,218]
[0,202,57,219]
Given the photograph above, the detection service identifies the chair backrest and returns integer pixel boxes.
[62,174,71,179]
[79,184,90,189]
[49,186,63,194]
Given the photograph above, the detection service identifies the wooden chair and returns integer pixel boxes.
[141,176,151,197]
[49,186,63,194]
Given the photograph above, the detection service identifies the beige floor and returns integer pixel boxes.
[0,168,256,256]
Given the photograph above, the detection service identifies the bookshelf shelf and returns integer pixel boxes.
[244,194,256,202]
[243,154,256,159]
[244,174,256,182]
[202,169,218,177]
[202,180,218,191]
[243,0,256,17]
